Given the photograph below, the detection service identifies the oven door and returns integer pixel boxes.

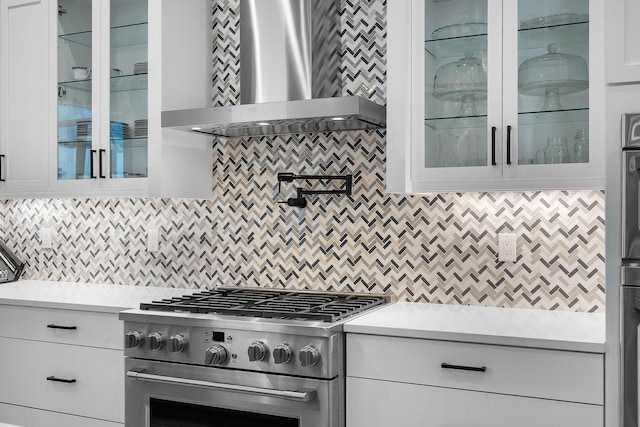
[622,285,640,427]
[124,358,342,427]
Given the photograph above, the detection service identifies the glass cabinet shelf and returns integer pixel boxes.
[58,22,147,48]
[518,21,588,51]
[110,136,148,145]
[111,22,148,47]
[518,108,588,126]
[59,78,92,92]
[58,139,92,146]
[110,74,147,92]
[425,115,487,130]
[59,30,92,47]
[59,73,147,93]
[425,33,487,59]
[58,135,148,146]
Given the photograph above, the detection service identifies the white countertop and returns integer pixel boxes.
[344,302,606,353]
[0,280,187,313]
[0,283,607,353]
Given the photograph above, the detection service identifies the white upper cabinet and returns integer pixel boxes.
[0,0,50,194]
[50,0,213,198]
[53,0,150,195]
[387,0,605,193]
[605,0,640,84]
[0,0,212,199]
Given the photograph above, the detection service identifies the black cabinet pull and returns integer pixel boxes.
[47,324,77,330]
[90,149,97,178]
[506,125,512,165]
[47,376,76,384]
[441,362,487,373]
[491,126,497,166]
[0,154,4,182]
[98,149,106,179]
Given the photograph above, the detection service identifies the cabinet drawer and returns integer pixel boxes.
[347,334,603,404]
[0,305,122,349]
[347,377,603,427]
[0,402,122,427]
[0,337,124,422]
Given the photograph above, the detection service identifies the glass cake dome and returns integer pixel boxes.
[433,51,487,116]
[518,43,588,111]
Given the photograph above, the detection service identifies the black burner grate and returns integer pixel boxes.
[140,288,387,322]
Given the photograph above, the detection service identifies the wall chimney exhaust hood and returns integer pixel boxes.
[161,0,386,138]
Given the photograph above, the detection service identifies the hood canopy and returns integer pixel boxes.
[161,0,386,137]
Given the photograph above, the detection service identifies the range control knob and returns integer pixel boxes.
[124,330,144,349]
[299,345,320,367]
[148,332,165,351]
[247,341,268,362]
[168,333,189,353]
[273,343,292,364]
[205,344,228,366]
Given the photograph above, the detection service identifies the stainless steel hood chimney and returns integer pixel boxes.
[161,0,386,137]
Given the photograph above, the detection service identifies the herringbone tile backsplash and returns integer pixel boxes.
[0,0,605,312]
[0,142,605,312]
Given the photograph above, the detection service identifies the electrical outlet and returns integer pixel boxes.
[40,228,53,249]
[498,233,517,262]
[147,229,159,252]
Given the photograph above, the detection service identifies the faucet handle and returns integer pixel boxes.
[278,188,307,208]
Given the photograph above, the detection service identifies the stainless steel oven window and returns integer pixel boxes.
[149,398,299,426]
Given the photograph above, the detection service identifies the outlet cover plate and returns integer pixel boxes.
[498,233,517,262]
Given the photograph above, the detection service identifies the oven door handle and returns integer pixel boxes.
[126,370,317,402]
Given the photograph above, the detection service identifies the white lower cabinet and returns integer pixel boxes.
[0,403,121,427]
[347,377,602,427]
[0,305,124,426]
[346,334,604,427]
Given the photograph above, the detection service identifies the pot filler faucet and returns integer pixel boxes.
[277,173,353,208]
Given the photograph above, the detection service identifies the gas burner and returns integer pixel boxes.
[139,288,387,323]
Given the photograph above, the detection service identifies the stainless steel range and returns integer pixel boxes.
[119,287,390,427]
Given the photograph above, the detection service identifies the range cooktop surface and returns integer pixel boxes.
[139,287,388,323]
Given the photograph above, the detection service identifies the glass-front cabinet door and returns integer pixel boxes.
[57,0,93,181]
[398,0,603,192]
[56,0,148,189]
[412,0,503,187]
[108,0,148,179]
[503,0,596,183]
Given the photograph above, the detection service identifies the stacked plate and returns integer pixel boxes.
[134,119,148,137]
[110,121,131,139]
[133,62,148,75]
[76,120,92,140]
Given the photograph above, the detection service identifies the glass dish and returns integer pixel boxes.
[433,51,487,116]
[520,10,588,30]
[432,22,487,40]
[433,51,487,100]
[518,43,588,110]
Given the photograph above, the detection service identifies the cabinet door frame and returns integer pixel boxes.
[501,0,605,188]
[0,0,51,195]
[605,0,640,84]
[48,0,149,197]
[97,0,149,193]
[408,0,504,192]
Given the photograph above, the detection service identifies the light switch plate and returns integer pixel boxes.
[498,233,517,262]
[147,229,159,252]
[40,228,53,249]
